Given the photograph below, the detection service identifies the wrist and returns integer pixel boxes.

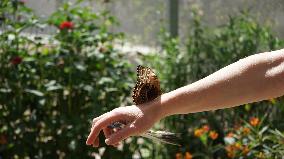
[138,96,167,122]
[146,92,178,119]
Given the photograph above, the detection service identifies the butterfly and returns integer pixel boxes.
[131,65,180,146]
[108,65,180,146]
[132,65,162,105]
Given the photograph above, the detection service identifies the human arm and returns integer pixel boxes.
[159,49,284,116]
[86,49,284,147]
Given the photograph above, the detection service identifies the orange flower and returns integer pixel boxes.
[242,127,251,135]
[226,132,234,138]
[185,152,193,159]
[242,145,250,155]
[233,143,242,150]
[227,152,235,158]
[209,131,218,140]
[225,145,235,158]
[175,153,182,159]
[250,117,260,127]
[202,125,210,132]
[194,128,204,137]
[225,145,234,153]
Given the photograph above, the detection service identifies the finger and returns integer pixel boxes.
[92,114,105,126]
[103,127,111,139]
[91,118,100,131]
[92,118,99,126]
[112,142,120,147]
[89,116,110,146]
[92,137,99,147]
[103,128,119,147]
[86,112,124,145]
[105,124,136,145]
[90,115,104,133]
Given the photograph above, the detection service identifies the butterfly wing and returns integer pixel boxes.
[132,65,161,105]
[108,65,179,146]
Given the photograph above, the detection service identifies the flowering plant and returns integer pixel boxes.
[0,1,133,158]
[224,117,284,158]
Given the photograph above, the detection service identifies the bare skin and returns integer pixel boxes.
[86,49,284,147]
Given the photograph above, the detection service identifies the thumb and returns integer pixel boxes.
[105,123,137,145]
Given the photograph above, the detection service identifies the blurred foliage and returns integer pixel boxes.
[0,0,136,158]
[145,7,284,159]
[0,1,284,159]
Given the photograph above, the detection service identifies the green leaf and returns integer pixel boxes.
[46,85,62,91]
[98,77,114,85]
[200,133,208,145]
[25,89,44,97]
[0,88,11,93]
[259,126,269,135]
[82,85,93,92]
[105,88,118,92]
[24,57,36,62]
[75,62,86,71]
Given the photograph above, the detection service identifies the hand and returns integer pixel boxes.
[86,104,161,147]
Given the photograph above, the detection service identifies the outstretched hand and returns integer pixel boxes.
[86,104,161,147]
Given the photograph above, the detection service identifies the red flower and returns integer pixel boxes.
[202,125,210,132]
[59,21,74,30]
[10,56,22,65]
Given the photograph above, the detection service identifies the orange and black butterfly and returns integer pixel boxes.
[132,65,162,105]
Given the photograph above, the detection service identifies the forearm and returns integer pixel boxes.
[154,49,284,117]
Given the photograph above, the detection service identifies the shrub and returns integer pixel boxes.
[0,1,134,158]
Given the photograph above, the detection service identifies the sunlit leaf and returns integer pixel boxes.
[25,89,44,96]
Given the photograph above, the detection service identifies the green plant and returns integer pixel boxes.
[223,117,284,158]
[144,7,284,159]
[0,1,135,158]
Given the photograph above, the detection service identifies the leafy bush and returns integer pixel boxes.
[0,0,135,158]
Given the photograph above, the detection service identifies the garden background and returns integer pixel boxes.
[0,0,284,158]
